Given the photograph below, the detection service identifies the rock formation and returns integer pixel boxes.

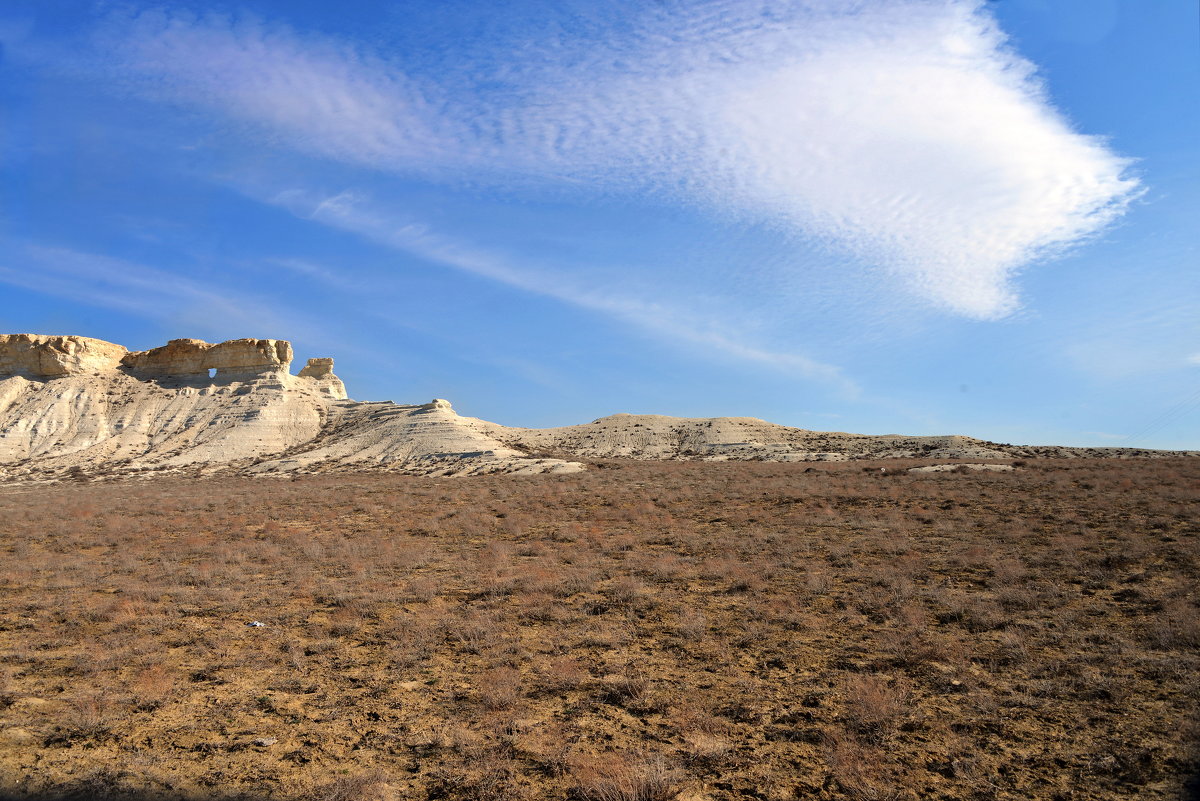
[0,334,127,377]
[298,357,347,400]
[121,338,293,378]
[0,333,1192,482]
[298,357,333,377]
[0,334,580,479]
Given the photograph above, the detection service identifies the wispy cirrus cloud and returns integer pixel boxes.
[91,9,454,170]
[0,245,305,340]
[260,256,368,291]
[264,187,859,396]
[77,0,1141,321]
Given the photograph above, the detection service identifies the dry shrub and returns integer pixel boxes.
[675,610,708,641]
[406,576,440,603]
[477,666,523,710]
[841,674,908,743]
[428,754,531,801]
[683,731,733,766]
[517,591,562,623]
[823,731,898,801]
[65,691,113,739]
[131,663,176,710]
[513,721,575,776]
[570,752,681,801]
[308,769,396,801]
[538,656,587,693]
[449,610,502,655]
[1146,599,1200,649]
[606,576,648,610]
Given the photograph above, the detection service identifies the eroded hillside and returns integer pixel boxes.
[0,334,1192,482]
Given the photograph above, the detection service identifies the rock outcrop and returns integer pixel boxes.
[298,357,347,400]
[0,334,582,479]
[0,335,127,377]
[121,338,293,378]
[0,333,1192,482]
[298,357,334,378]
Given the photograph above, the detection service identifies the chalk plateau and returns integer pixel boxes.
[0,334,1192,482]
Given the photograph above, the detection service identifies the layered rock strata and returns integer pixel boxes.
[0,334,577,478]
[0,335,127,377]
[120,338,294,378]
[298,357,347,400]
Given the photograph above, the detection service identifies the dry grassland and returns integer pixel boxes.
[0,458,1197,801]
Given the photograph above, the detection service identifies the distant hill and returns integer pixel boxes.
[0,334,1192,482]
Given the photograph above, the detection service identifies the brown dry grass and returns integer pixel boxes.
[0,457,1197,800]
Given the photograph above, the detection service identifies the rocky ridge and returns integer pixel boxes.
[0,334,1192,481]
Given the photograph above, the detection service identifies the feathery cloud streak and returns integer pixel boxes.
[0,245,302,338]
[264,188,858,396]
[89,0,1139,319]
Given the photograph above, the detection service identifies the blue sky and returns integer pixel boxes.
[1,0,1197,448]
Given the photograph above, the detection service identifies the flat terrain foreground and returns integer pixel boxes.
[0,459,1197,801]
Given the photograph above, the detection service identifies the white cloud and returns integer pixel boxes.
[94,9,453,170]
[504,1,1142,318]
[260,256,364,290]
[0,245,306,340]
[265,187,858,395]
[86,0,1139,319]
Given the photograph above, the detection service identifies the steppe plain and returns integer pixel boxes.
[1,458,1197,801]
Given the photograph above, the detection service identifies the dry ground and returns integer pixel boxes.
[0,458,1197,801]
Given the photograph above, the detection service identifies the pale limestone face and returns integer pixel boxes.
[0,334,127,377]
[121,338,293,375]
[298,357,335,378]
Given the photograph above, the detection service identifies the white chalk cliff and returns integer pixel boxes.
[0,335,1188,481]
[0,334,586,478]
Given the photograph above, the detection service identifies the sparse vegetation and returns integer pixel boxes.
[0,458,1196,800]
